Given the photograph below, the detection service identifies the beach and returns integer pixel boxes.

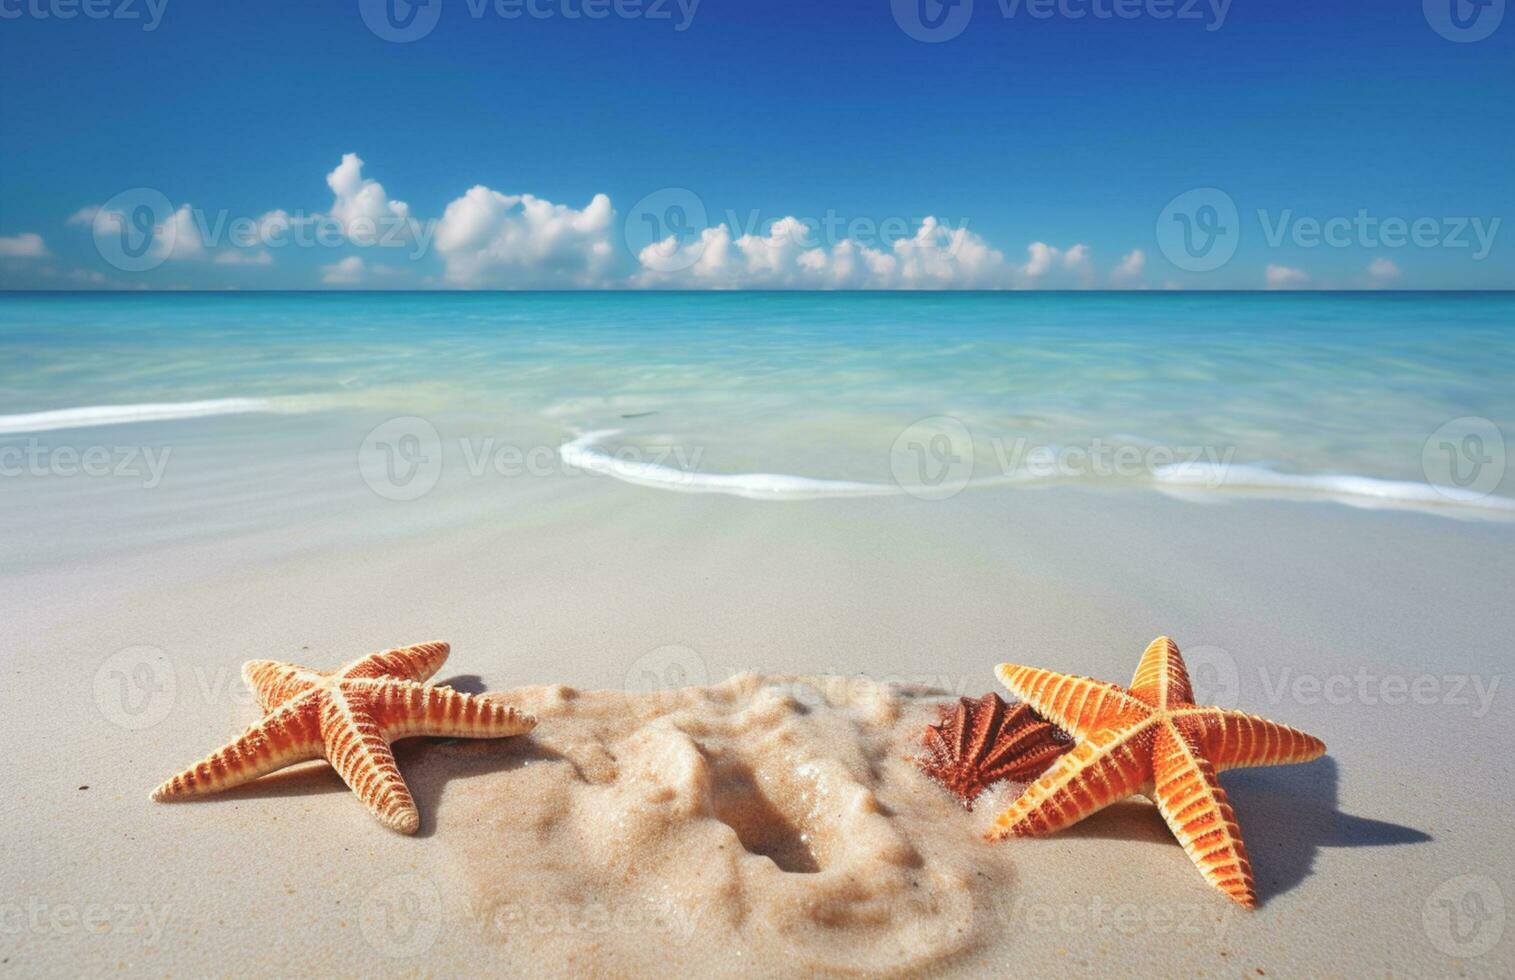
[2,293,1512,975]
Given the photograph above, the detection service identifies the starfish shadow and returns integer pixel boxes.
[437,673,487,694]
[1051,756,1431,905]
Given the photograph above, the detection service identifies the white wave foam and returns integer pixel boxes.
[1152,461,1515,516]
[0,397,312,435]
[560,430,898,501]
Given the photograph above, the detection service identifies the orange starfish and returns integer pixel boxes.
[151,642,536,833]
[990,636,1326,908]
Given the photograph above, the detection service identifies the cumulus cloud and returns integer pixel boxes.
[325,153,416,246]
[1265,263,1310,289]
[1019,241,1094,287]
[79,202,204,261]
[1366,257,1401,284]
[214,249,274,266]
[1111,248,1146,287]
[0,233,49,258]
[434,186,615,287]
[321,256,367,285]
[157,204,205,260]
[636,216,1023,289]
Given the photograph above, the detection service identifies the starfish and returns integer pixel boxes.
[990,636,1326,908]
[150,642,536,833]
[916,692,1070,809]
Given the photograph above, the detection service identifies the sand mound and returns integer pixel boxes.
[436,674,1022,976]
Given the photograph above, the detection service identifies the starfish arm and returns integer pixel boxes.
[340,641,451,683]
[987,722,1154,840]
[1152,724,1256,909]
[1198,710,1327,772]
[323,698,421,834]
[370,681,538,741]
[151,697,322,800]
[995,663,1144,738]
[242,659,319,712]
[1128,635,1194,708]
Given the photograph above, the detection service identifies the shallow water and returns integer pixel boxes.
[1,291,1511,514]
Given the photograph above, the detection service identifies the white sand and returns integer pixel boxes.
[2,414,1512,976]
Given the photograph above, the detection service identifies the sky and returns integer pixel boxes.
[0,0,1511,290]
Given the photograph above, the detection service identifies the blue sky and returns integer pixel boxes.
[0,0,1511,289]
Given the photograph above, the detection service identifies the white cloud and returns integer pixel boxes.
[156,204,204,260]
[1265,264,1310,289]
[1367,257,1401,284]
[214,249,274,266]
[0,233,49,258]
[66,206,100,227]
[1111,248,1146,286]
[636,216,1021,289]
[434,186,614,287]
[321,256,367,285]
[325,153,415,246]
[1017,241,1094,287]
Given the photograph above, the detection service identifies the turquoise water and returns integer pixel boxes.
[1,291,1512,510]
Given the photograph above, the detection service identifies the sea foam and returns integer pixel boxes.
[559,430,898,500]
[0,397,309,435]
[1152,461,1515,516]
